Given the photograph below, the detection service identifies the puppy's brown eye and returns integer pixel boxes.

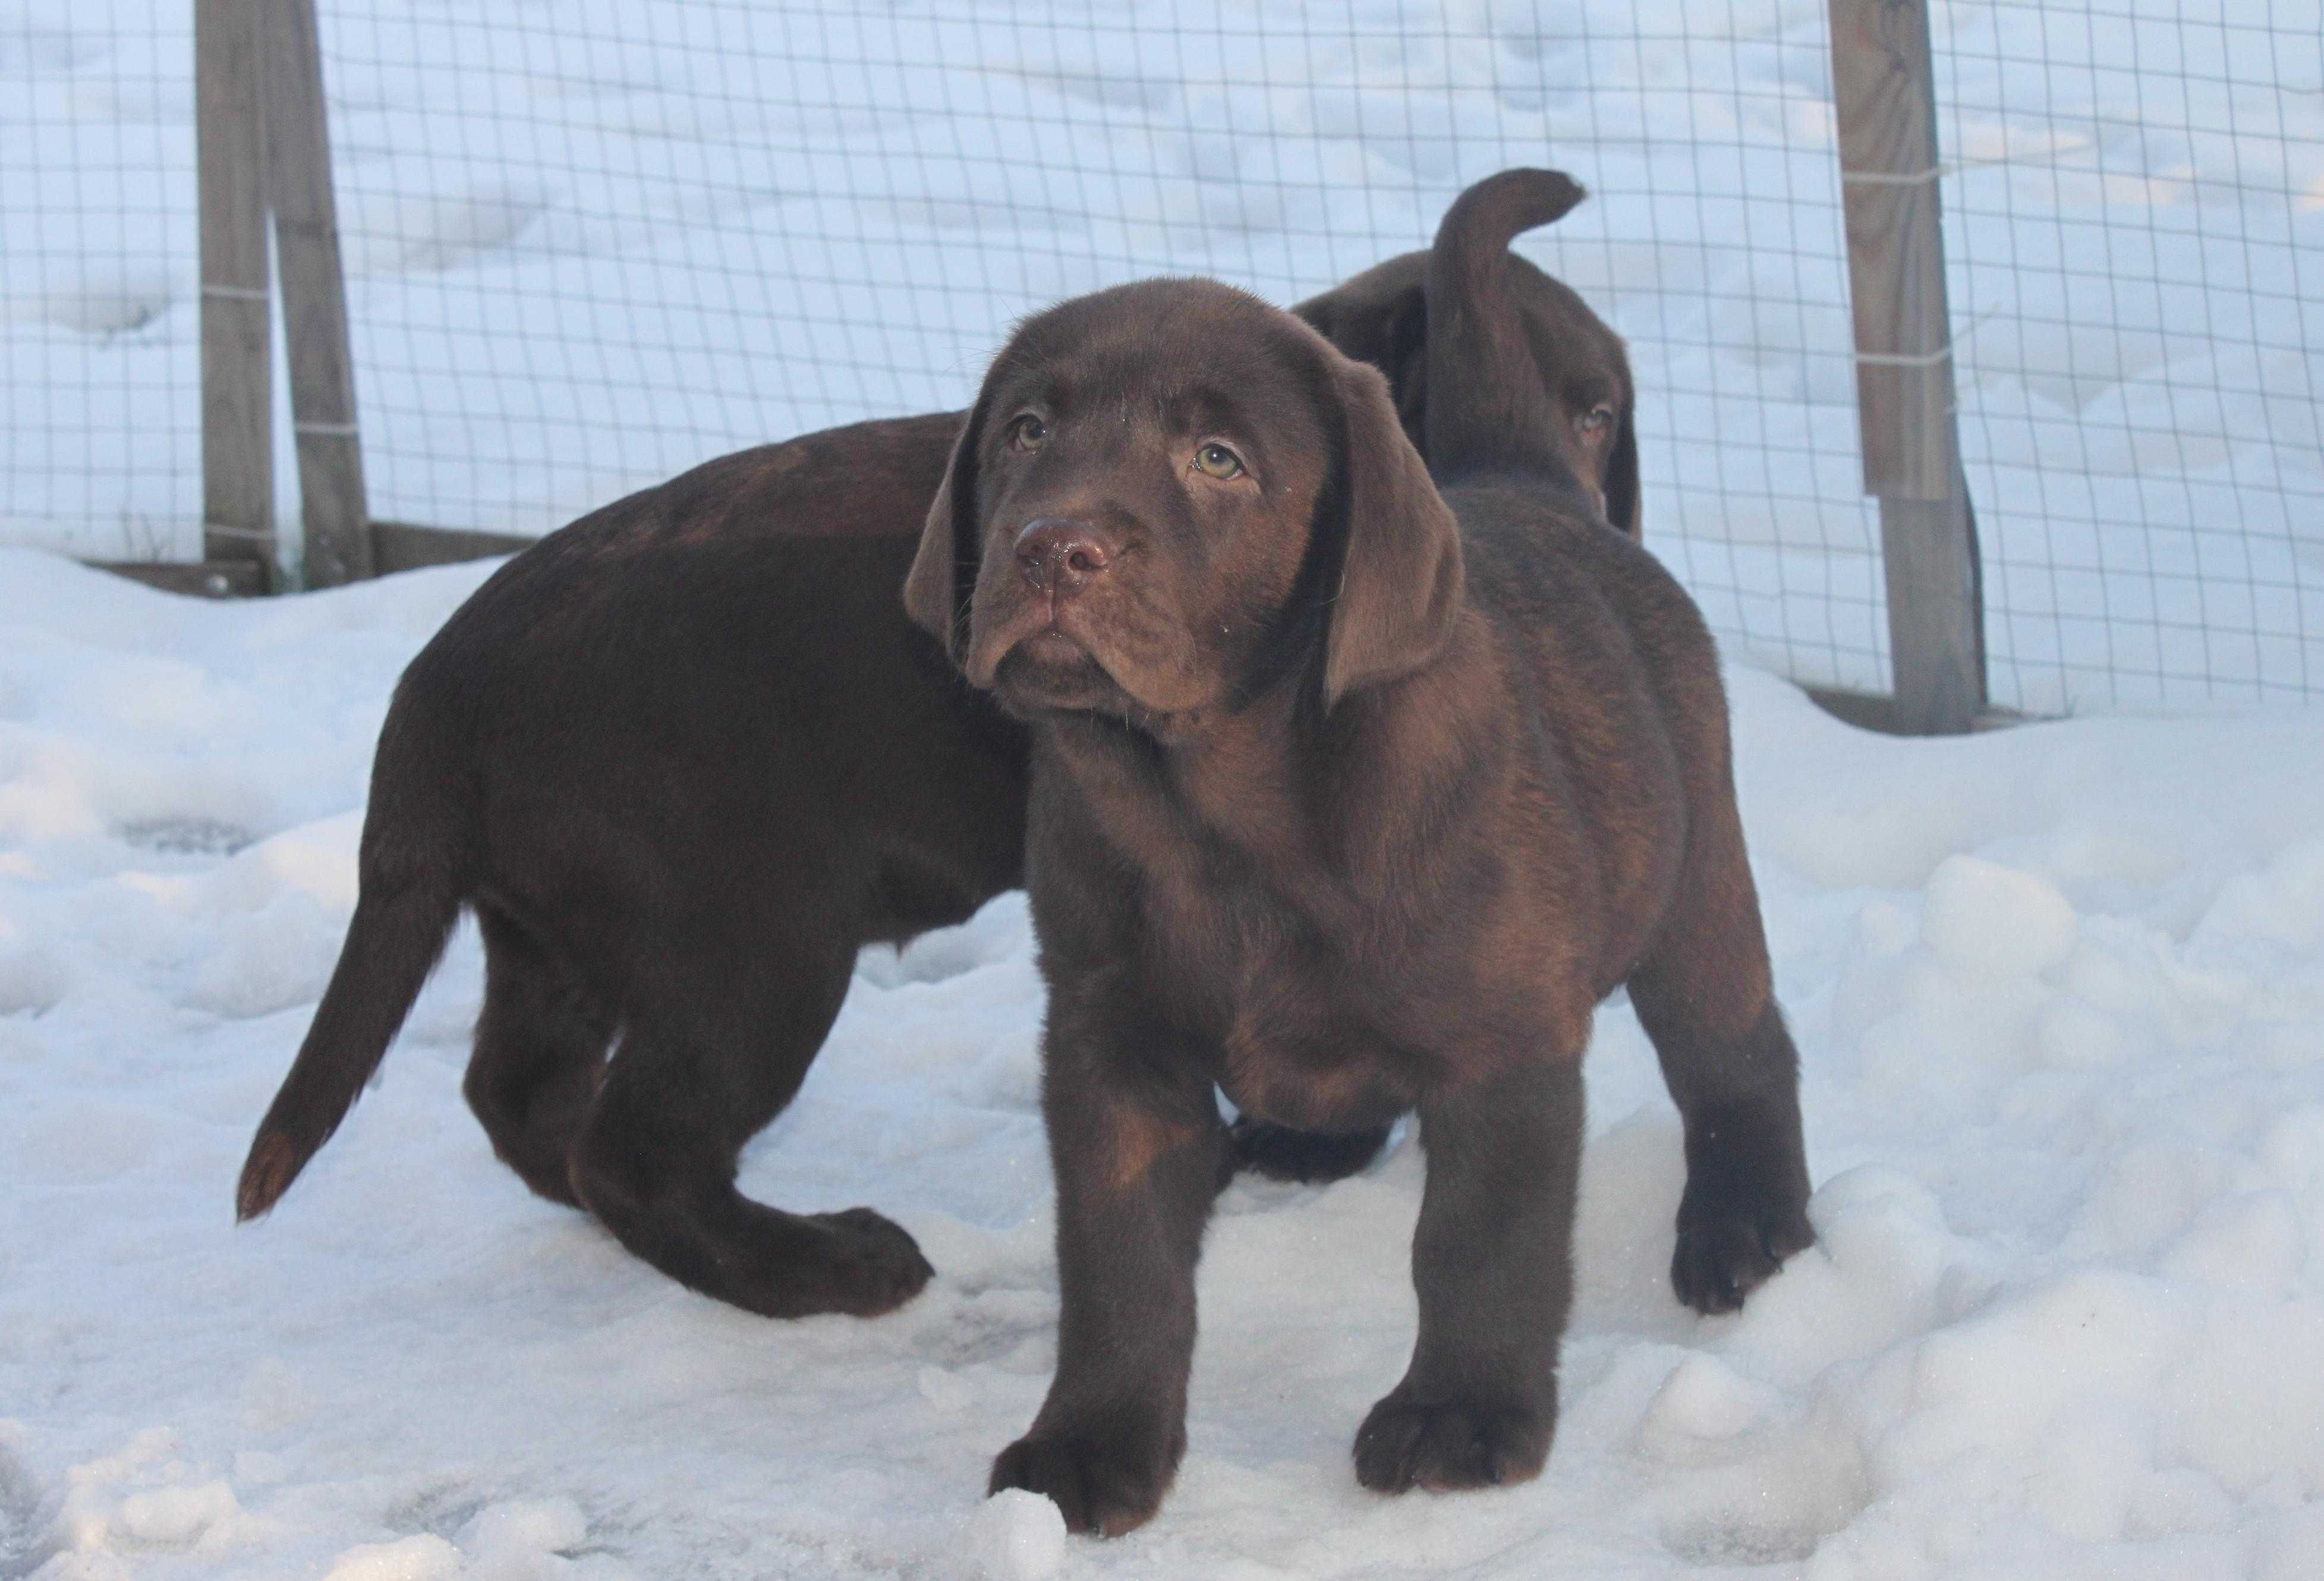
[1007,414,1047,451]
[1577,405,1615,436]
[1192,442,1245,480]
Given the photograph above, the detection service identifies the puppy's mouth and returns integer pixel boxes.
[970,587,1211,726]
[990,625,1139,716]
[1015,628,1088,667]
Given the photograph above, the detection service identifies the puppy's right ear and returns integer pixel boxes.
[1320,357,1464,707]
[905,396,990,658]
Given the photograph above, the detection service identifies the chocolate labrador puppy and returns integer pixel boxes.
[905,168,1812,1534]
[1300,247,1639,540]
[235,212,1643,1322]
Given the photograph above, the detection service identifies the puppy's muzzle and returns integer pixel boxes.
[1015,518,1116,602]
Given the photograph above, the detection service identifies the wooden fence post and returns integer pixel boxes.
[1828,0,1986,733]
[196,0,272,584]
[263,0,373,585]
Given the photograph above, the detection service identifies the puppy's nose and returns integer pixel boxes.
[1015,518,1113,597]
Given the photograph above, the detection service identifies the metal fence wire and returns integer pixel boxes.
[1938,0,2322,711]
[3,0,200,566]
[4,0,2319,715]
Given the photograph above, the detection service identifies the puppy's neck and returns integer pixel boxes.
[1044,610,1509,904]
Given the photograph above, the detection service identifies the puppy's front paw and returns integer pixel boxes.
[1671,1164,1813,1315]
[988,1424,1179,1537]
[1353,1390,1550,1494]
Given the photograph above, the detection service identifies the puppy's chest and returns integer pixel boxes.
[1132,836,1446,1129]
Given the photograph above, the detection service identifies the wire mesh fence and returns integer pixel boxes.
[2,0,201,565]
[308,0,1898,694]
[4,0,2318,715]
[1937,0,2322,711]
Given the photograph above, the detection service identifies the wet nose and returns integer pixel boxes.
[1015,518,1113,597]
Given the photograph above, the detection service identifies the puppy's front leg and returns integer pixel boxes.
[1356,1055,1582,1495]
[991,1008,1223,1538]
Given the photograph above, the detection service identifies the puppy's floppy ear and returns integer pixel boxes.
[1320,357,1464,707]
[1604,388,1642,540]
[904,395,990,657]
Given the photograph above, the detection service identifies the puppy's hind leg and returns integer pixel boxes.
[566,934,934,1319]
[462,905,614,1209]
[1626,790,1813,1315]
[1355,1056,1579,1496]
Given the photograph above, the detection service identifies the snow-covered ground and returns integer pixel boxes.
[4,1,2319,710]
[4,547,2323,1580]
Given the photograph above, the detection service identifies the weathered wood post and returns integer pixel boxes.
[1828,0,1986,732]
[196,0,273,588]
[263,0,373,585]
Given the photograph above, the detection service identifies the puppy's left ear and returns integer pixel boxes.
[903,396,990,658]
[1604,388,1642,541]
[1321,358,1464,707]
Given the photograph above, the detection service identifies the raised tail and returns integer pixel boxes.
[236,705,465,1220]
[1423,168,1589,484]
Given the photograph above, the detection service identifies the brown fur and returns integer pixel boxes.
[231,237,1640,1319]
[1299,250,1641,537]
[914,171,1812,1535]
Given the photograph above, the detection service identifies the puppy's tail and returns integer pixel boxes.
[1424,168,1589,484]
[235,692,465,1222]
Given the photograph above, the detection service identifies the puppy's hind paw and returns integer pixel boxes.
[798,1206,936,1317]
[1670,1179,1814,1315]
[1353,1391,1550,1495]
[1227,1116,1393,1185]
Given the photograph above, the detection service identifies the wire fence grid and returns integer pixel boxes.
[4,0,2319,715]
[3,1,200,566]
[1939,0,2320,711]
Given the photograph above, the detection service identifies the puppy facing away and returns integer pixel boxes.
[232,224,1643,1322]
[905,168,1813,1535]
[1299,244,1640,540]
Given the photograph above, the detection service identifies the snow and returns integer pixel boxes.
[4,1,2318,710]
[963,1492,1065,1581]
[3,545,2322,1578]
[5,0,2323,1572]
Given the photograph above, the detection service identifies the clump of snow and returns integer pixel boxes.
[1919,855,2079,980]
[454,1498,584,1562]
[1636,1352,1783,1456]
[455,1497,597,1581]
[320,1535,461,1581]
[49,1427,275,1567]
[965,1488,1067,1581]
